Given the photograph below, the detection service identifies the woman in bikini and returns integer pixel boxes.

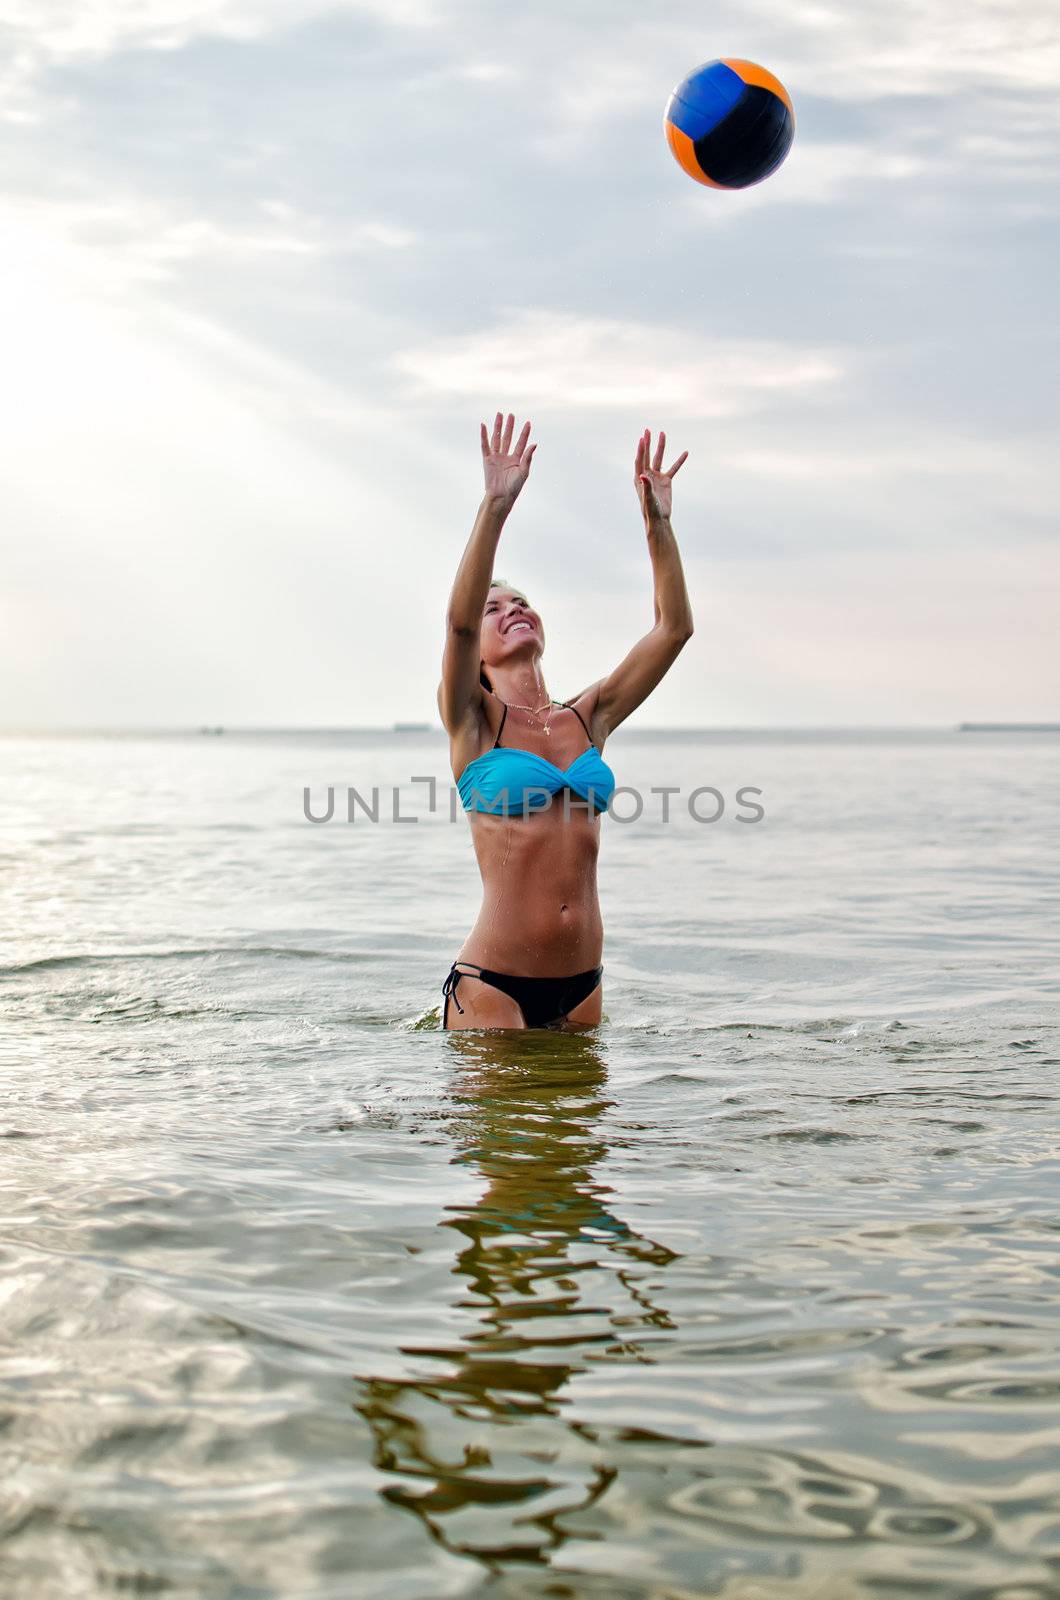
[439,411,694,1031]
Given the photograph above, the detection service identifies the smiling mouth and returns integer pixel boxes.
[505,620,535,635]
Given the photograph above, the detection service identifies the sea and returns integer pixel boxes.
[1,727,1058,1599]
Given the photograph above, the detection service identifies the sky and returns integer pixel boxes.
[1,0,1057,728]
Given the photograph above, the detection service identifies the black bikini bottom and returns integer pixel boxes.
[442,961,603,1029]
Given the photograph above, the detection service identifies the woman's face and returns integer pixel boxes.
[480,587,545,671]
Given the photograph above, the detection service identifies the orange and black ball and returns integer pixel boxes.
[664,58,795,190]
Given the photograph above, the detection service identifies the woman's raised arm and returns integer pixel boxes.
[437,413,536,734]
[589,428,694,740]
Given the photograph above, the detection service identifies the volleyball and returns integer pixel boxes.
[664,58,795,190]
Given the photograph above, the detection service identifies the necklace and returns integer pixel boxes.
[501,695,558,735]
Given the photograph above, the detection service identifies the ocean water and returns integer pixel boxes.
[1,728,1058,1599]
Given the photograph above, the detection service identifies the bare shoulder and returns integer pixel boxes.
[563,682,607,749]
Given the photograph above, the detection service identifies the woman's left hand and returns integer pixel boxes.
[635,429,688,525]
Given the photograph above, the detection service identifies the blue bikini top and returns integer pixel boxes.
[457,700,616,816]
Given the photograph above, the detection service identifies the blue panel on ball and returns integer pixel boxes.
[665,60,746,141]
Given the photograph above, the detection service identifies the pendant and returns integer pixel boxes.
[544,725,551,735]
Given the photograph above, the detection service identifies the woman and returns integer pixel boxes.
[439,411,694,1031]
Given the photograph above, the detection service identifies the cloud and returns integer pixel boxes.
[722,435,1056,501]
[755,0,1060,99]
[0,192,417,300]
[0,0,443,120]
[0,0,1056,725]
[395,311,843,417]
[0,195,460,727]
[512,2,1060,177]
[2,0,441,58]
[671,141,927,224]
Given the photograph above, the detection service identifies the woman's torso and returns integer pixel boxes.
[450,693,612,973]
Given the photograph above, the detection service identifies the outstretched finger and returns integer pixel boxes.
[501,413,514,454]
[491,412,502,453]
[634,433,645,476]
[480,422,490,457]
[514,419,531,459]
[653,430,665,472]
[668,450,689,477]
[520,441,537,472]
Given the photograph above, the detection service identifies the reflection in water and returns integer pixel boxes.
[356,1029,679,1565]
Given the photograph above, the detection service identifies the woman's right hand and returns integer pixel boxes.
[481,412,537,509]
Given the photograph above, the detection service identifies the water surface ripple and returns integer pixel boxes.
[1,730,1058,1598]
